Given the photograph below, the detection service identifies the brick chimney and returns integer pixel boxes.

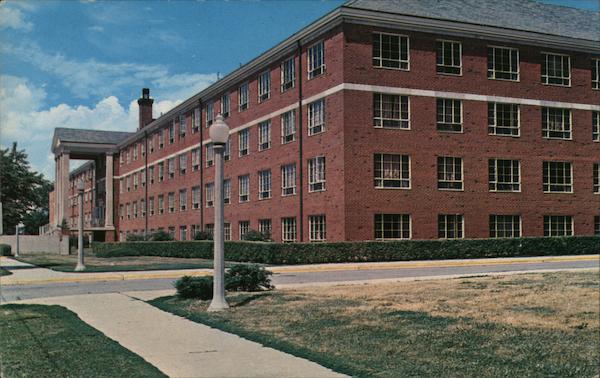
[137,88,154,130]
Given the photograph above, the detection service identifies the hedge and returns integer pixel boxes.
[92,236,599,264]
[0,244,11,256]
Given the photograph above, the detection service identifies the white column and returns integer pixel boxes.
[54,156,59,226]
[61,152,70,227]
[105,153,114,227]
[56,155,62,226]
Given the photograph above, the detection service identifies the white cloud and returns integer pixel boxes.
[0,2,33,31]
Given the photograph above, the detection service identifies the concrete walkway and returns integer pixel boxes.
[17,291,345,378]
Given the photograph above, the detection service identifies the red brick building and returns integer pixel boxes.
[50,0,600,242]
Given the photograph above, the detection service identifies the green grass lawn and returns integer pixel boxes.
[0,304,165,377]
[150,271,600,377]
[14,253,226,273]
[0,267,12,276]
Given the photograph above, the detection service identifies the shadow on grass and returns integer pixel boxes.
[231,292,273,308]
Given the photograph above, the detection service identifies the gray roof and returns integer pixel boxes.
[344,0,600,42]
[54,128,133,145]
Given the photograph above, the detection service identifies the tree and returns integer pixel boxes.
[0,143,52,234]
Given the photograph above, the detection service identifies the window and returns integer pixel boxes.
[258,70,271,102]
[179,189,187,211]
[374,214,411,240]
[179,225,187,241]
[488,215,520,238]
[544,215,573,237]
[224,139,231,161]
[239,129,249,156]
[191,224,201,238]
[239,174,250,202]
[308,99,325,135]
[258,169,272,199]
[438,214,464,239]
[281,163,297,196]
[206,183,214,207]
[224,179,231,204]
[140,199,146,217]
[437,157,463,190]
[120,179,124,193]
[258,121,271,151]
[281,110,296,143]
[595,216,600,236]
[281,217,297,242]
[206,101,214,126]
[179,114,186,138]
[489,159,520,192]
[542,53,570,86]
[309,215,326,242]
[193,108,200,133]
[168,158,175,179]
[126,176,131,192]
[120,152,124,165]
[141,169,146,186]
[149,135,154,153]
[542,107,571,140]
[133,201,138,219]
[126,149,131,164]
[168,122,175,144]
[192,148,200,171]
[372,32,409,70]
[543,161,572,193]
[168,227,175,239]
[239,221,250,240]
[141,143,145,157]
[224,223,231,241]
[308,156,326,192]
[126,203,131,219]
[158,130,164,149]
[158,162,164,182]
[307,40,325,78]
[259,219,272,237]
[221,93,230,117]
[168,192,175,213]
[488,46,519,81]
[205,224,214,238]
[436,40,461,75]
[206,144,214,167]
[179,154,187,175]
[593,59,600,90]
[437,98,462,132]
[593,111,599,142]
[374,93,409,129]
[149,197,155,216]
[281,57,295,91]
[374,154,410,189]
[133,173,138,190]
[488,103,520,136]
[594,163,599,193]
[158,195,164,215]
[192,186,201,209]
[239,82,249,111]
[133,144,138,160]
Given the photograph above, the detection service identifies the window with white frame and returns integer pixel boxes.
[239,82,249,111]
[179,114,186,138]
[239,221,250,240]
[308,156,326,192]
[133,201,138,218]
[205,224,214,237]
[224,223,231,241]
[133,144,138,160]
[158,162,164,182]
[544,215,573,236]
[168,158,175,179]
[192,148,200,171]
[436,40,461,75]
[168,227,175,239]
[158,195,164,214]
[374,93,409,129]
[374,154,410,189]
[281,217,297,242]
[149,197,155,216]
[309,215,326,242]
[259,219,272,237]
[149,135,154,153]
[374,214,411,240]
[542,107,571,140]
[239,174,249,202]
[281,163,296,196]
[206,101,214,126]
[193,108,200,133]
[593,59,600,90]
[168,192,175,213]
[179,154,187,175]
[179,189,187,211]
[258,169,272,199]
[126,149,131,164]
[206,144,214,167]
[542,53,570,86]
[126,203,131,219]
[224,179,231,204]
[489,215,521,238]
[489,159,520,192]
[158,130,164,149]
[169,122,175,144]
[281,110,296,143]
[141,169,146,186]
[133,173,138,190]
[593,111,599,142]
[543,161,572,193]
[258,120,271,151]
[205,183,214,207]
[141,199,146,217]
[192,186,200,209]
[438,214,464,239]
[224,139,231,161]
[437,98,462,132]
[126,175,131,192]
[372,32,409,70]
[307,40,325,78]
[308,99,325,135]
[437,156,463,190]
[221,93,230,117]
[141,143,145,157]
[594,163,599,194]
[179,225,187,241]
[239,129,249,156]
[281,57,295,91]
[258,71,271,102]
[120,179,124,193]
[191,225,201,238]
[488,46,519,81]
[120,152,124,165]
[488,103,520,136]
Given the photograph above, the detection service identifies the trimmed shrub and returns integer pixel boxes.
[241,229,271,242]
[174,276,213,300]
[126,233,147,241]
[0,244,12,256]
[92,236,600,264]
[150,230,173,241]
[225,264,273,291]
[194,231,213,241]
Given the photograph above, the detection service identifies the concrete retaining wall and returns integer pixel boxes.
[0,235,69,255]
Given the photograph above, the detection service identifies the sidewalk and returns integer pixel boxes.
[16,291,345,378]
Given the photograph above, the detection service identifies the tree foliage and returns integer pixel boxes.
[0,143,52,234]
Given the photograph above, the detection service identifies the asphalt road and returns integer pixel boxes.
[1,258,597,303]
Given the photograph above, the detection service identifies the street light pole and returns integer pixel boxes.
[75,180,86,271]
[15,222,24,257]
[208,114,230,312]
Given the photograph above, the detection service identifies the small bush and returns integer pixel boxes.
[194,231,213,240]
[241,229,271,242]
[126,233,147,242]
[0,244,12,256]
[174,276,213,300]
[151,230,173,241]
[225,264,274,291]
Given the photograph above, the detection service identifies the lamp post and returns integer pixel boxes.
[208,114,230,311]
[74,180,86,271]
[15,222,24,257]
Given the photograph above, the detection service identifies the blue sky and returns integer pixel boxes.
[0,0,597,180]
